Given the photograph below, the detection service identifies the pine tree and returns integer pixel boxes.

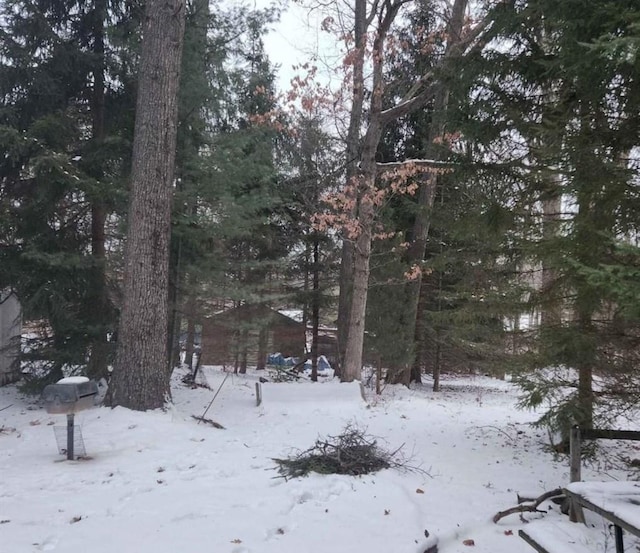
[0,0,135,384]
[459,0,640,434]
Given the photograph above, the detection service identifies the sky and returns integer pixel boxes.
[2,366,639,553]
[261,0,341,92]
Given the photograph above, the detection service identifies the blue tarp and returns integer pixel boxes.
[303,355,332,372]
[267,353,298,367]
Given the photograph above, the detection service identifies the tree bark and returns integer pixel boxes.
[109,0,186,410]
[184,296,197,370]
[340,0,481,382]
[341,0,395,381]
[540,189,562,327]
[342,181,375,381]
[86,0,111,381]
[336,0,366,376]
[311,237,320,382]
[387,0,468,385]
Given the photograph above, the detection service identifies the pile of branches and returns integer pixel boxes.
[273,425,408,479]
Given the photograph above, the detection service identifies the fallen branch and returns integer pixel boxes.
[493,488,564,523]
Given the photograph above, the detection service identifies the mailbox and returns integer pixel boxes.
[42,377,99,415]
[42,377,99,460]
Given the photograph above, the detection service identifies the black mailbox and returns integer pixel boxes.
[42,377,99,415]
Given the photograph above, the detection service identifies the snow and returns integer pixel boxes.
[519,520,605,553]
[56,377,90,385]
[566,481,640,532]
[0,368,638,553]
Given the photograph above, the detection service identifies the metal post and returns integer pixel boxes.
[614,525,624,553]
[66,413,75,461]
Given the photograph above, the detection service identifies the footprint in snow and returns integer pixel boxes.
[265,525,293,540]
[37,535,59,551]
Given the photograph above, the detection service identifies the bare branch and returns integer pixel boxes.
[493,488,565,524]
[376,159,456,172]
[380,3,493,125]
[379,82,438,123]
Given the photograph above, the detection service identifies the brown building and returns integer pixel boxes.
[201,305,305,371]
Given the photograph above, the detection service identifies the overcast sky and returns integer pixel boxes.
[261,1,341,92]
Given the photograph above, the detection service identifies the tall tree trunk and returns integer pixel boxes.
[86,0,111,381]
[341,0,403,382]
[387,0,468,385]
[109,0,186,410]
[184,296,197,370]
[342,184,375,381]
[239,328,248,374]
[540,189,562,327]
[167,228,182,373]
[257,327,267,370]
[310,237,320,381]
[410,277,427,385]
[336,0,366,376]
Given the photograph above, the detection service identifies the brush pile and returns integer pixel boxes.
[273,425,403,479]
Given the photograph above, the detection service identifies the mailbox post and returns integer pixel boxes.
[42,377,98,460]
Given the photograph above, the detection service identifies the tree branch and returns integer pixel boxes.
[380,3,492,126]
[376,159,456,172]
[493,488,565,523]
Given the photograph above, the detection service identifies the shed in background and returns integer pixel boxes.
[201,305,305,372]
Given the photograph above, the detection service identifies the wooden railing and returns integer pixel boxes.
[569,426,640,483]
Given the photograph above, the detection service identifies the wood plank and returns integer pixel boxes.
[564,489,640,539]
[580,429,640,441]
[519,521,589,553]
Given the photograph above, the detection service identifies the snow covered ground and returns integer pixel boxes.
[1,367,638,553]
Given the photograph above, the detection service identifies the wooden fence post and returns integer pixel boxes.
[255,382,262,406]
[570,425,581,483]
[569,425,585,523]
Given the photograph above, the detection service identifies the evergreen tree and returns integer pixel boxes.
[0,0,136,384]
[459,0,640,434]
[166,3,293,374]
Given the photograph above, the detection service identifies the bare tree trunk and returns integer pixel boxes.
[257,327,267,370]
[311,237,320,381]
[410,278,427,385]
[540,190,562,327]
[167,229,182,373]
[239,328,248,374]
[109,0,186,410]
[336,0,366,376]
[86,0,111,381]
[340,0,484,382]
[341,0,402,382]
[342,188,374,381]
[184,300,197,370]
[388,0,468,385]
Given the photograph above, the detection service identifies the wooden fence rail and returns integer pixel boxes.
[570,426,640,483]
